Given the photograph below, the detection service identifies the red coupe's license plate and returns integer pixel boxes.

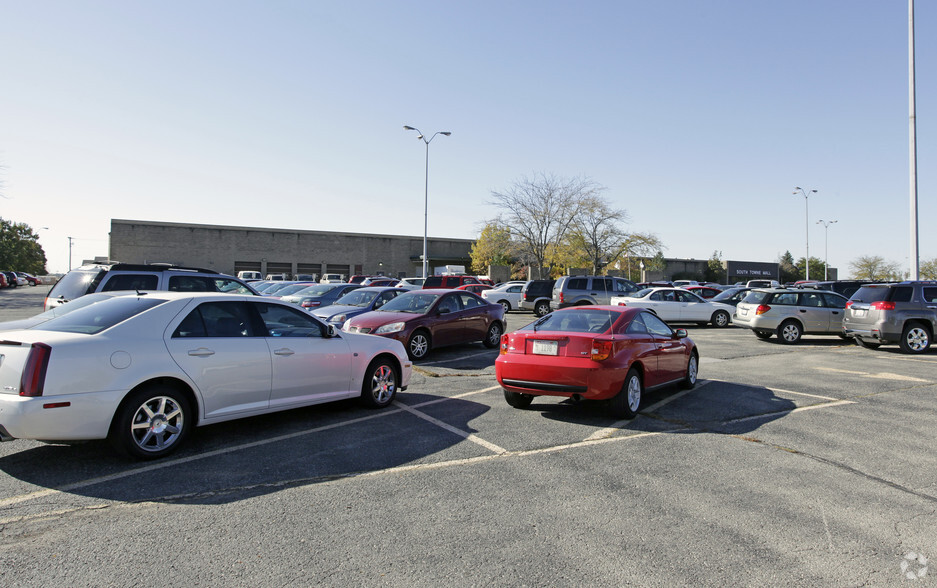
[532,340,558,355]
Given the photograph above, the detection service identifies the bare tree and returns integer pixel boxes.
[567,196,630,275]
[490,174,600,278]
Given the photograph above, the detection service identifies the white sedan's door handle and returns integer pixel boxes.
[274,348,295,356]
[188,348,215,357]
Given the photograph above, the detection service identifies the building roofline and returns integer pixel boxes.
[110,219,475,244]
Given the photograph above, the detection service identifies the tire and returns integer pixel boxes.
[499,300,511,314]
[610,368,642,419]
[109,386,192,459]
[483,322,502,348]
[900,323,931,354]
[777,320,802,344]
[754,331,772,340]
[682,352,699,389]
[855,337,881,350]
[360,357,398,408]
[504,389,534,409]
[711,310,730,328]
[534,301,550,317]
[407,330,431,360]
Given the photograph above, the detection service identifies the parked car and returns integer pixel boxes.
[709,287,753,308]
[0,291,134,332]
[342,289,505,360]
[44,263,259,311]
[0,292,411,458]
[280,283,362,309]
[672,280,699,287]
[610,287,735,327]
[15,272,40,286]
[320,274,346,284]
[422,275,482,289]
[2,271,20,287]
[397,277,425,290]
[0,273,7,288]
[481,282,526,313]
[348,275,373,284]
[842,281,937,354]
[496,306,698,418]
[263,282,319,299]
[684,285,722,299]
[360,277,400,287]
[518,279,556,317]
[457,284,493,294]
[745,279,780,288]
[311,286,405,327]
[550,275,640,310]
[733,288,849,343]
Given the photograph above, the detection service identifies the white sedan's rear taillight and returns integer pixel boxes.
[20,343,51,397]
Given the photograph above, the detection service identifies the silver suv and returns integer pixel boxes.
[733,287,848,343]
[550,275,639,310]
[45,263,258,310]
[842,281,937,354]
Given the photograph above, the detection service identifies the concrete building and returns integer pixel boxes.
[109,219,474,279]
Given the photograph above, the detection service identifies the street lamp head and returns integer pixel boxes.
[403,125,416,131]
[440,132,451,136]
[416,135,424,140]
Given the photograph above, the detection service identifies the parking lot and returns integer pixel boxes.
[1,285,936,585]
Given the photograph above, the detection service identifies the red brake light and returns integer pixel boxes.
[499,333,509,355]
[559,292,564,304]
[591,339,613,361]
[755,305,771,315]
[870,301,895,311]
[845,301,854,309]
[20,343,51,397]
[617,301,626,306]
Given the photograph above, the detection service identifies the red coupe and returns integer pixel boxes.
[496,306,698,418]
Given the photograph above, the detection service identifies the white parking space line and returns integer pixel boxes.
[393,401,508,455]
[815,366,930,383]
[584,381,712,442]
[705,378,843,402]
[721,400,855,426]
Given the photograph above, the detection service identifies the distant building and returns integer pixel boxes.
[108,219,473,279]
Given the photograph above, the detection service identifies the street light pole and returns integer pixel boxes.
[67,236,75,270]
[404,125,451,279]
[793,187,818,280]
[816,219,838,280]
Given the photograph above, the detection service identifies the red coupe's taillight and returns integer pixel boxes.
[755,304,771,315]
[591,339,613,361]
[20,343,51,397]
[870,301,895,311]
[500,333,509,355]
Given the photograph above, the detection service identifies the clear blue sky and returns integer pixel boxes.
[1,1,933,276]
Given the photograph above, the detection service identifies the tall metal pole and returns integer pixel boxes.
[909,0,920,280]
[817,220,837,280]
[404,126,451,279]
[68,236,74,270]
[794,187,817,280]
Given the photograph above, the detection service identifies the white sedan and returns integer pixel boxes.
[481,282,526,313]
[610,287,735,327]
[0,292,411,459]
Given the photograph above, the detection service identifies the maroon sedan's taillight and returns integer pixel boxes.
[500,334,510,355]
[20,342,51,397]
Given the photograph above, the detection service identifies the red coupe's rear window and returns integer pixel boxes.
[524,309,619,334]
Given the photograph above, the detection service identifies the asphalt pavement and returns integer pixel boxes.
[1,285,936,585]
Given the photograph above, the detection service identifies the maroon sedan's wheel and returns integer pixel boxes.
[682,352,698,389]
[610,368,642,419]
[483,322,502,348]
[407,330,431,360]
[504,389,534,409]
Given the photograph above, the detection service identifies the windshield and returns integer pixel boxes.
[334,289,380,307]
[378,292,440,314]
[35,296,167,335]
[631,288,653,298]
[274,284,316,297]
[712,288,741,302]
[47,268,105,301]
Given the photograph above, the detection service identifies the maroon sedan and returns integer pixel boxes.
[496,306,698,418]
[342,289,505,360]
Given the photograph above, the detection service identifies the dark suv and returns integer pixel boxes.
[842,281,937,354]
[45,263,258,310]
[518,279,556,317]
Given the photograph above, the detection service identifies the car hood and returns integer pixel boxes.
[312,304,368,320]
[346,310,422,328]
